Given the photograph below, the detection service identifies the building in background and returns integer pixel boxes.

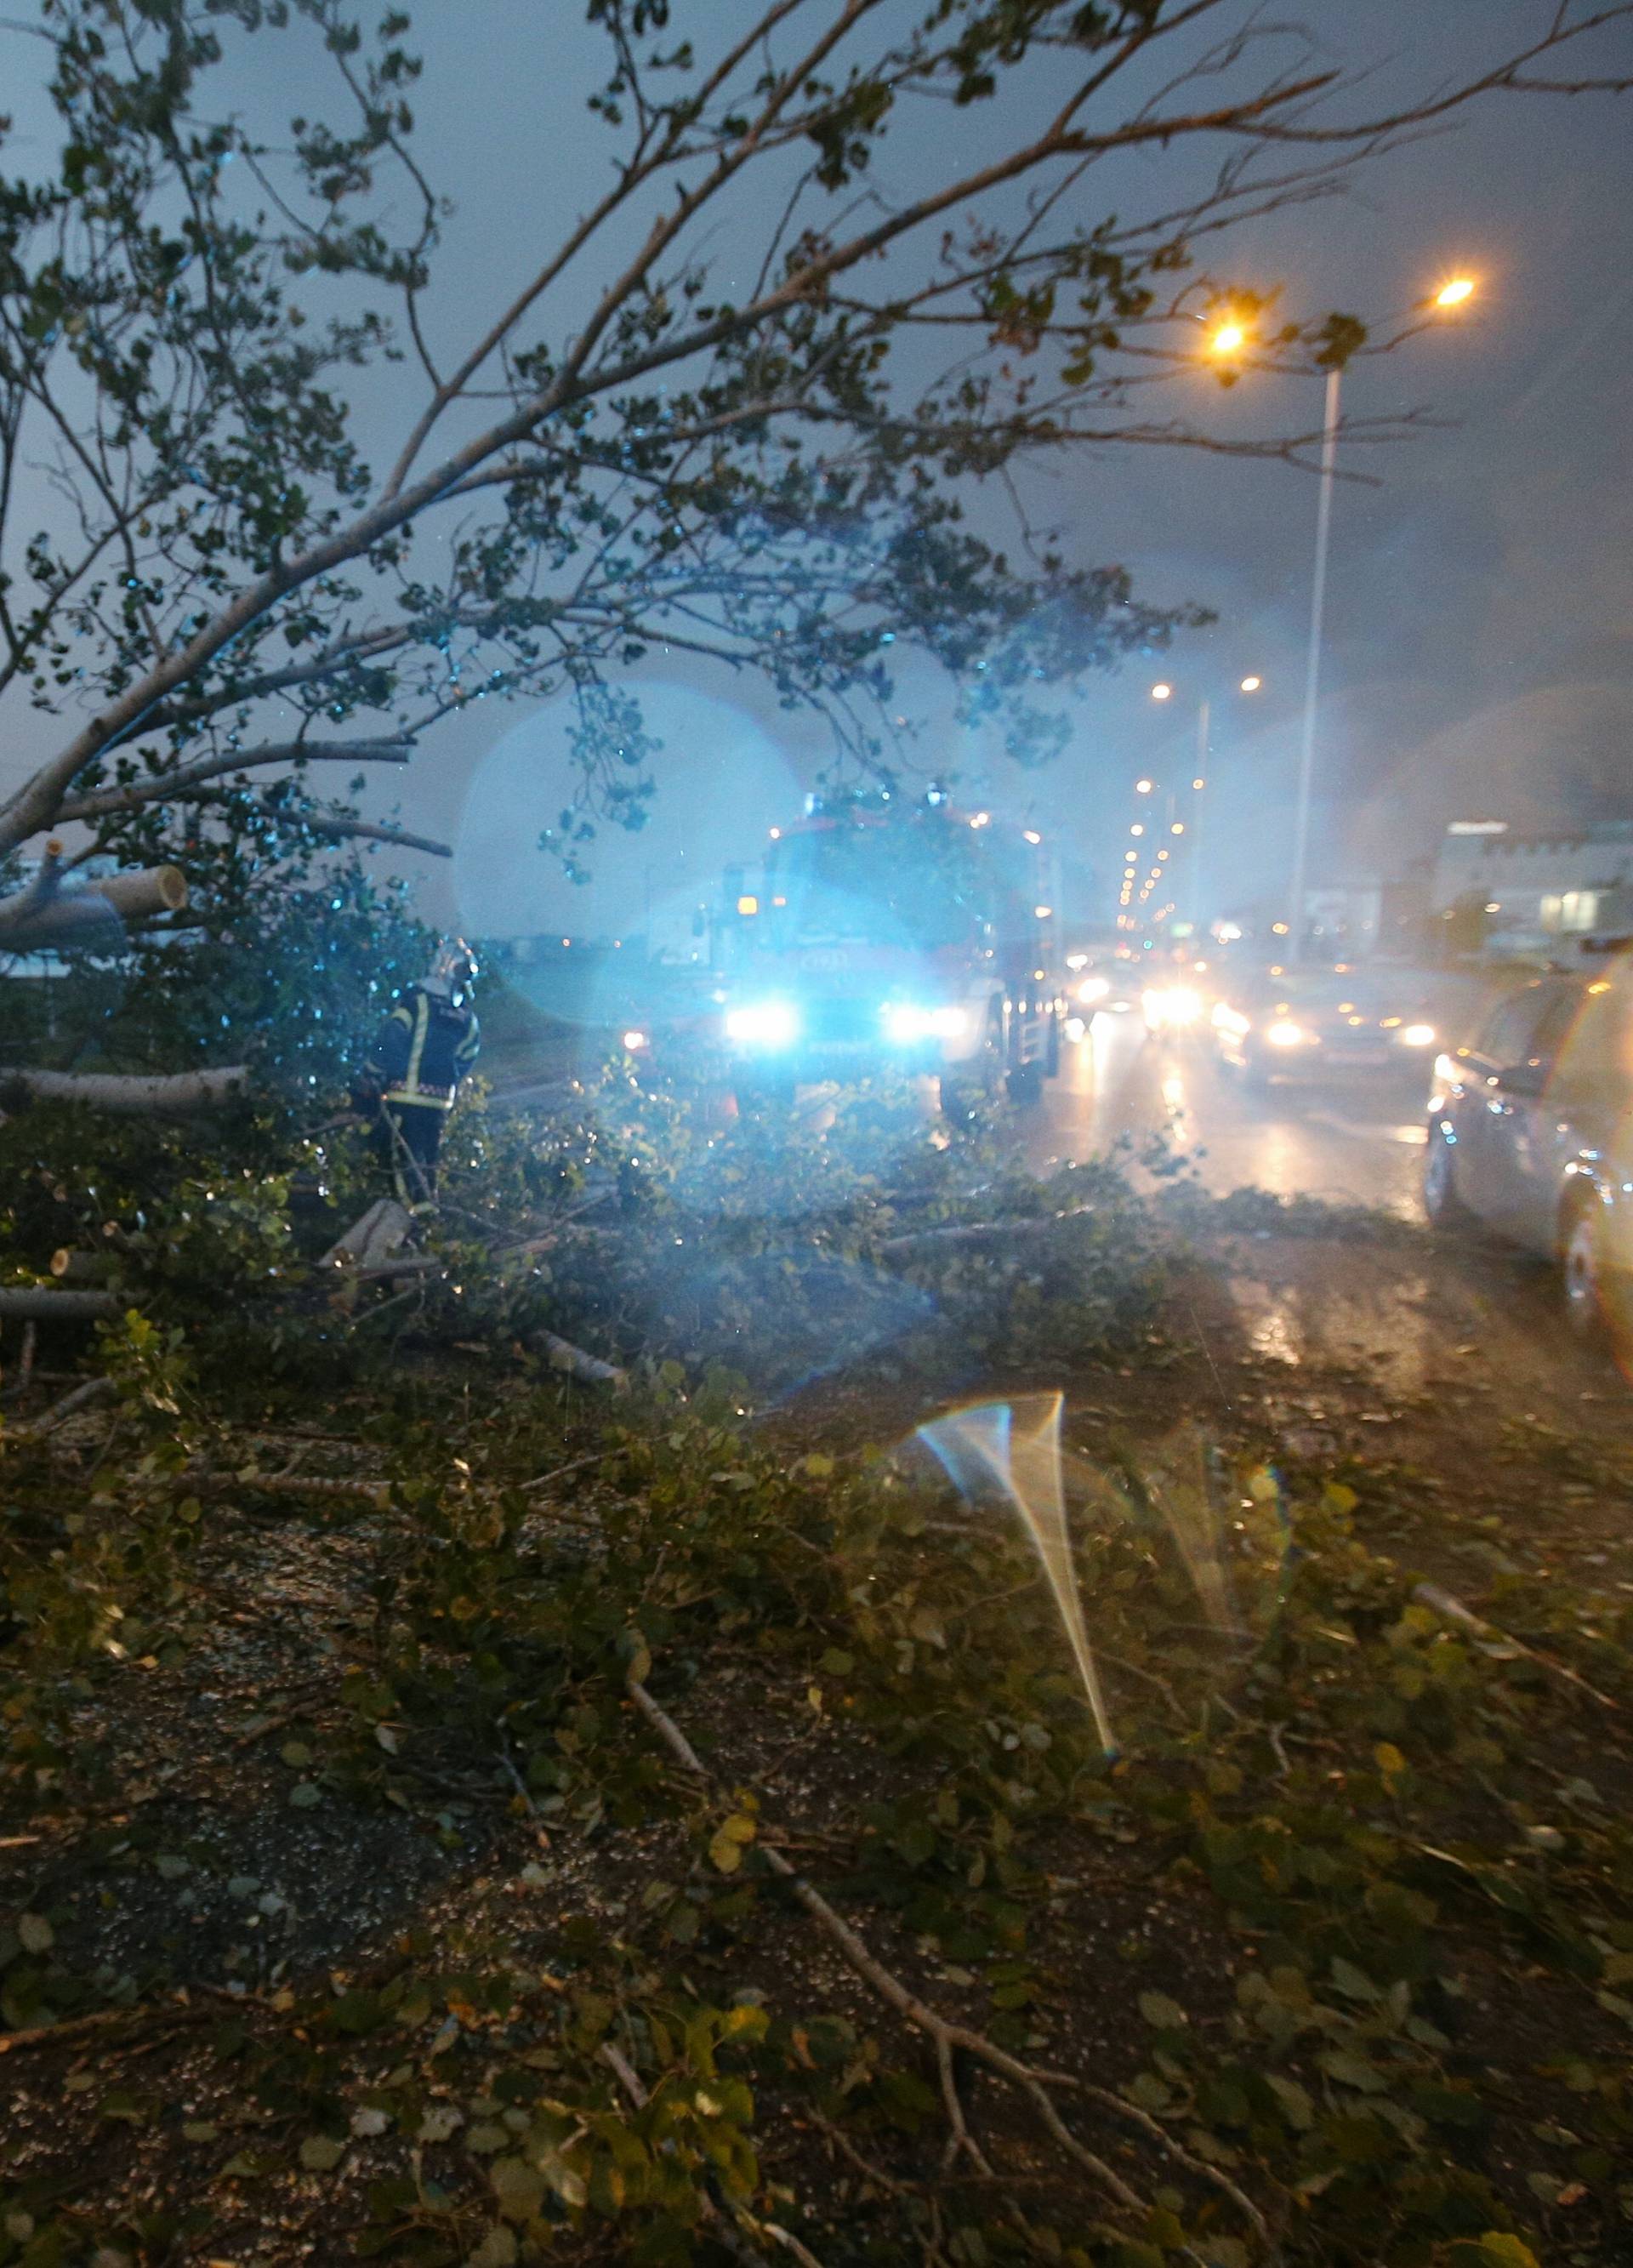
[1431,819,1633,959]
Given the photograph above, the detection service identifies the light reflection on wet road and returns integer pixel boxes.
[1031,1011,1433,1221]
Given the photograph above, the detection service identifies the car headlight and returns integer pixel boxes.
[1211,1003,1252,1038]
[725,1000,800,1047]
[1400,1023,1436,1048]
[1266,1019,1306,1049]
[1143,984,1202,1029]
[883,1003,968,1043]
[1077,975,1111,1006]
[1063,1014,1086,1043]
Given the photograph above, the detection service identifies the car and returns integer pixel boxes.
[1423,953,1633,1339]
[1209,965,1442,1086]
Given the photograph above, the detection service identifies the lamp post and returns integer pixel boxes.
[1287,363,1340,965]
[1205,277,1476,961]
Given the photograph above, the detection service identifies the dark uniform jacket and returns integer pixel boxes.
[365,988,481,1110]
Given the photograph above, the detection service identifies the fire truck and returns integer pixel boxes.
[710,789,1062,1108]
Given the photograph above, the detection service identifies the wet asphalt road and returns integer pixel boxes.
[1030,1010,1433,1221]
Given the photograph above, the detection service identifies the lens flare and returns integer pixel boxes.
[917,1393,1117,1757]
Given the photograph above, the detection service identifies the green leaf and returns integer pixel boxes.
[490,2157,546,2222]
[288,1781,322,1809]
[709,1812,757,1874]
[468,2232,518,2268]
[1138,1991,1187,2031]
[17,1913,54,1955]
[299,2134,345,2171]
[1476,2238,1543,2268]
[1266,2073,1314,2129]
[1329,1957,1377,2003]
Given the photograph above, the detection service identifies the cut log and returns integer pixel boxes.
[321,1199,415,1272]
[537,1329,628,1392]
[0,863,187,948]
[0,1287,120,1319]
[1,1067,246,1114]
[49,1250,122,1284]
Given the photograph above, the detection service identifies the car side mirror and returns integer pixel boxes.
[1497,1060,1545,1097]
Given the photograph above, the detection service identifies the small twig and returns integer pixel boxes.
[625,1676,1169,2233]
[1412,1581,1619,1712]
[0,2001,210,2056]
[523,1445,617,1495]
[495,1716,539,1815]
[598,2037,649,2106]
[230,1707,316,1752]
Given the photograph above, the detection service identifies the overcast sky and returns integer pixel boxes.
[5,2,1630,940]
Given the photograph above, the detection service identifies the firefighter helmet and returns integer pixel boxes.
[424,937,479,1003]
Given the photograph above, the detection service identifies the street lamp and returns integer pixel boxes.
[1286,270,1477,958]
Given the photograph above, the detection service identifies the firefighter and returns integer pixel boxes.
[358,939,481,1205]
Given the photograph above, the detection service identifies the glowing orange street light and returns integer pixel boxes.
[1434,276,1476,309]
[1209,321,1249,356]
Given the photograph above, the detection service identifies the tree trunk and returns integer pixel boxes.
[0,1067,246,1114]
[0,1287,120,1319]
[0,863,188,948]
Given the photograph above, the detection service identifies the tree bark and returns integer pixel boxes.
[1,1066,246,1114]
[0,1287,120,1319]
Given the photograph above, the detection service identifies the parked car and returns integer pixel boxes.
[1423,953,1633,1339]
[1209,965,1442,1086]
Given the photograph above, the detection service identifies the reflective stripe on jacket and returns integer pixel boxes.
[366,989,480,1110]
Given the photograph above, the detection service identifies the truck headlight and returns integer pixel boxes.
[725,1000,800,1047]
[883,1004,969,1043]
[1144,984,1200,1029]
[1266,1019,1306,1049]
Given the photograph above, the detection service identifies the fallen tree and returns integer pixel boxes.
[0,0,1624,1116]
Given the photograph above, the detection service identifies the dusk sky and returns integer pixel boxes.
[4,1,1630,942]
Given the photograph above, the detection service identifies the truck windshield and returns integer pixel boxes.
[768,820,1018,950]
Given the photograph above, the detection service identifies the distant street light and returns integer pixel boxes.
[1135,776,1154,793]
[1151,682,1173,701]
[1287,270,1477,960]
[1239,675,1262,693]
[1209,320,1249,356]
